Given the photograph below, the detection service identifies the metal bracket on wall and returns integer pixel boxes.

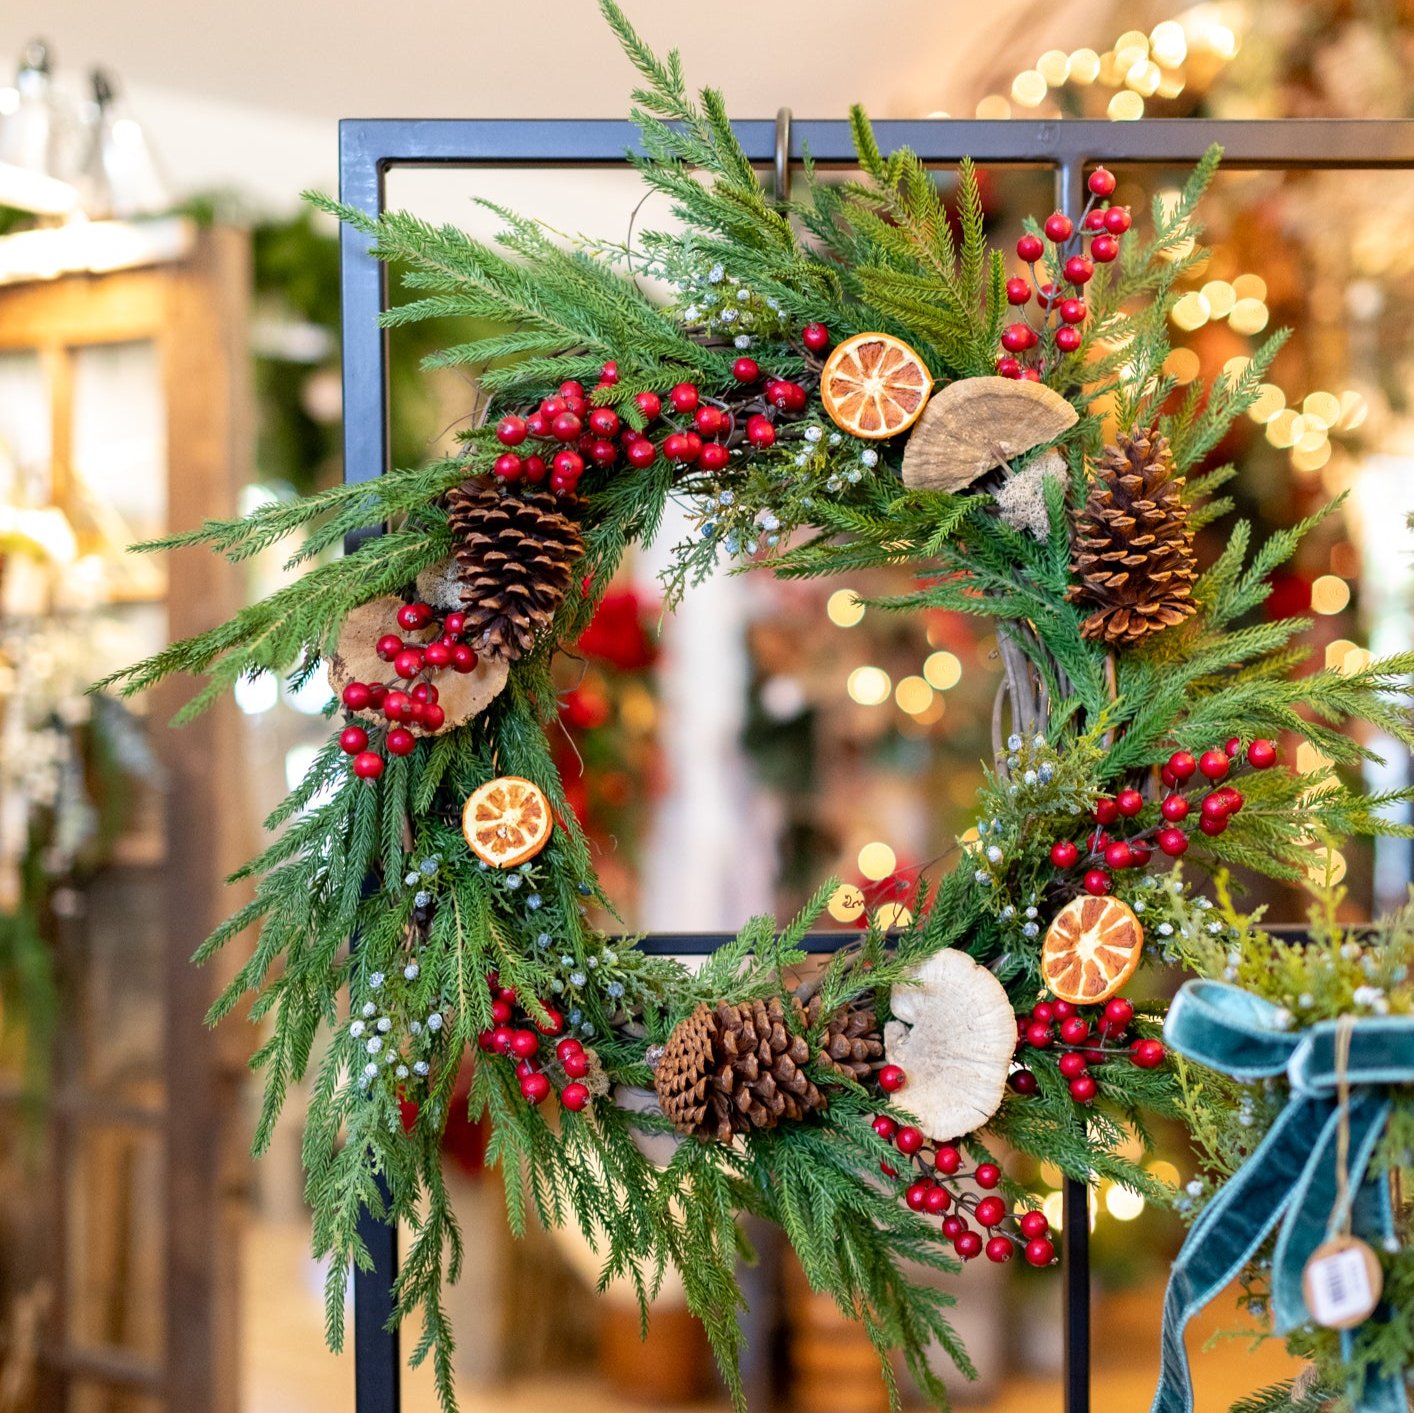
[338,114,1414,1413]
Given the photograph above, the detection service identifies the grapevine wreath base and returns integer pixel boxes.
[106,6,1414,1410]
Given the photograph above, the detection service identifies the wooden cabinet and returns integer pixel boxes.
[0,227,252,1412]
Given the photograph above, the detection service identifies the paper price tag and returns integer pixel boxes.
[1302,1236,1383,1330]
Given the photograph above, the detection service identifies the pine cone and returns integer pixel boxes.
[805,994,884,1082]
[446,481,584,663]
[655,997,826,1142]
[1066,423,1198,647]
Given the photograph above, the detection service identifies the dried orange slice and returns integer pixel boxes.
[462,776,552,868]
[819,332,933,440]
[1040,896,1144,1005]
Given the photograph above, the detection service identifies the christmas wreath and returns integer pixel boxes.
[103,5,1414,1408]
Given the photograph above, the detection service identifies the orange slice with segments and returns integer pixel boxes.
[462,776,553,868]
[1040,896,1144,1005]
[819,332,934,440]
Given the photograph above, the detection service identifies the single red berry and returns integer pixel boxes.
[1115,788,1145,817]
[352,751,384,779]
[996,356,1023,379]
[524,411,551,438]
[477,1029,498,1053]
[1020,368,1042,382]
[626,439,657,468]
[589,438,618,465]
[1069,1074,1098,1104]
[1247,741,1278,774]
[496,414,528,446]
[906,1182,930,1212]
[1001,322,1038,353]
[1083,869,1112,896]
[746,414,776,448]
[423,642,451,669]
[1019,1209,1050,1240]
[935,1145,961,1175]
[599,361,619,384]
[507,1029,538,1059]
[520,454,547,484]
[1104,840,1134,871]
[896,1125,924,1155]
[520,1073,551,1105]
[393,648,423,680]
[983,1235,1013,1264]
[1055,326,1082,353]
[1017,233,1044,262]
[880,1162,898,1179]
[533,1006,563,1036]
[450,644,477,673]
[801,322,830,351]
[559,380,584,400]
[491,998,513,1026]
[339,725,369,755]
[422,704,446,731]
[1131,1038,1165,1069]
[1006,277,1032,305]
[668,382,699,413]
[386,727,415,757]
[1224,736,1242,759]
[662,432,692,462]
[443,611,465,636]
[1103,205,1132,234]
[693,405,725,436]
[1092,796,1120,825]
[1032,1002,1056,1024]
[560,1082,590,1111]
[491,1025,514,1053]
[1157,826,1189,857]
[1052,1000,1076,1020]
[1064,254,1094,285]
[635,391,662,420]
[975,1163,1001,1190]
[1037,282,1063,309]
[1059,1051,1088,1080]
[397,601,431,631]
[1044,211,1073,242]
[556,1036,583,1063]
[376,634,403,662]
[550,411,582,442]
[493,452,524,481]
[539,396,566,420]
[514,1058,538,1080]
[1084,207,1108,231]
[1059,1016,1090,1046]
[588,406,620,438]
[1026,1021,1053,1049]
[1090,233,1119,262]
[1009,1069,1038,1095]
[1087,167,1117,197]
[1058,297,1087,325]
[770,380,808,412]
[382,690,411,721]
[1161,794,1189,823]
[1199,750,1230,781]
[1050,840,1080,868]
[1200,792,1230,820]
[871,1114,898,1141]
[563,1050,589,1078]
[955,1230,983,1260]
[1025,1237,1057,1267]
[942,1215,965,1240]
[1168,750,1197,781]
[342,682,372,711]
[976,1195,1007,1227]
[1100,997,1134,1034]
[698,443,730,471]
[878,1064,907,1093]
[1199,814,1228,836]
[925,1185,951,1214]
[732,356,760,383]
[552,449,584,479]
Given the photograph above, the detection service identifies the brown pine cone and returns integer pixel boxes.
[1066,422,1198,647]
[655,997,825,1142]
[805,994,884,1082]
[446,480,584,663]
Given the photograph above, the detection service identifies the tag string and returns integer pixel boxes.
[1332,1012,1356,1240]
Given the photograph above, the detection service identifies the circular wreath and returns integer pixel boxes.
[107,5,1414,1407]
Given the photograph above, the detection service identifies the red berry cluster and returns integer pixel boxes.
[874,1116,1056,1267]
[494,369,623,495]
[338,601,481,779]
[997,166,1130,381]
[1011,995,1164,1105]
[1048,738,1279,895]
[475,972,591,1111]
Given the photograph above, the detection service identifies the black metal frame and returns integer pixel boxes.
[337,114,1414,1413]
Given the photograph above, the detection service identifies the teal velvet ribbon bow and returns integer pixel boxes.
[1151,979,1412,1413]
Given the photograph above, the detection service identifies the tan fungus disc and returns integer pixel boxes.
[325,595,509,737]
[900,375,1079,492]
[883,948,1016,1141]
